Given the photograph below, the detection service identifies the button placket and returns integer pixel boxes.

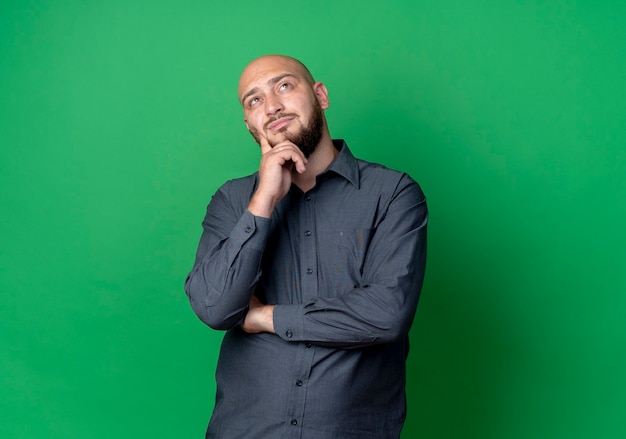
[299,192,318,301]
[282,191,317,435]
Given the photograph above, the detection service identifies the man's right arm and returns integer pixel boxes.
[184,182,271,330]
[185,137,306,329]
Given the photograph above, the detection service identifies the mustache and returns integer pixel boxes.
[264,113,297,130]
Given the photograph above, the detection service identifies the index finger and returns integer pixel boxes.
[259,133,272,155]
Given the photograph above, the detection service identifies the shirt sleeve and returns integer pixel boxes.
[273,176,428,348]
[184,181,271,329]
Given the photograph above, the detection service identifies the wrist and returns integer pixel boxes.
[248,192,277,218]
[262,305,275,333]
[242,303,275,334]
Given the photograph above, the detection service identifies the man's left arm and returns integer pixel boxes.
[244,176,427,348]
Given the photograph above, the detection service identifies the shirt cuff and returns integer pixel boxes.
[273,304,306,342]
[230,210,271,251]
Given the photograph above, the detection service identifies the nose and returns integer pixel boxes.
[264,94,283,116]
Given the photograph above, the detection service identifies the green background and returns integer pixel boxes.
[2,0,625,437]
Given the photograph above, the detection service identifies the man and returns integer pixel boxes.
[185,55,427,438]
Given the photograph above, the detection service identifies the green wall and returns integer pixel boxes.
[1,1,625,437]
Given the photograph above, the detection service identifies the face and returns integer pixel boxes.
[238,56,329,157]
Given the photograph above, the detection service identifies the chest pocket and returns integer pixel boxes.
[320,228,375,296]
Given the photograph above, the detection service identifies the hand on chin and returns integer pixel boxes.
[266,130,292,148]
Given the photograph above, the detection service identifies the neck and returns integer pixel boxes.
[291,133,338,193]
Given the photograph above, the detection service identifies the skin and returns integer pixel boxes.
[236,55,339,334]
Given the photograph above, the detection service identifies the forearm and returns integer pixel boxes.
[185,209,271,330]
[272,279,423,349]
[272,182,427,348]
[185,243,263,329]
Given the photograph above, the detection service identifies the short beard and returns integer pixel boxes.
[249,102,324,159]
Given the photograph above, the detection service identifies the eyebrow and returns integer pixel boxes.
[240,73,298,104]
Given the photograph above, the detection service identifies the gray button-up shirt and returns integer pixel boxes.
[185,140,428,439]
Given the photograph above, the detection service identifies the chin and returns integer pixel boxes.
[269,129,296,146]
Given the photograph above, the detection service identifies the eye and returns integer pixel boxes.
[248,97,260,107]
[279,82,292,91]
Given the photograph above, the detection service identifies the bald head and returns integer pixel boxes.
[238,55,315,104]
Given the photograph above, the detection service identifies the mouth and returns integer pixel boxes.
[266,115,295,132]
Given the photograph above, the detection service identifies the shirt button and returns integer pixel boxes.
[296,380,303,386]
[306,268,313,275]
[304,195,311,201]
[305,343,312,348]
[286,331,293,338]
[291,419,298,426]
[304,230,311,236]
[244,226,252,233]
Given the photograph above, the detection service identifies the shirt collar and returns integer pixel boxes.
[323,139,360,189]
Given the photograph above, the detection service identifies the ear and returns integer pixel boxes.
[313,82,330,110]
[243,118,249,131]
